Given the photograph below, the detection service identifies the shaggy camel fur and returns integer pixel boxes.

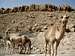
[45,15,69,56]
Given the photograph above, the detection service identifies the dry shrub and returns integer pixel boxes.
[12,7,18,13]
[0,4,74,14]
[0,8,5,14]
[3,8,12,14]
[58,5,74,12]
[30,4,36,11]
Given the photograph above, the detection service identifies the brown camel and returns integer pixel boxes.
[7,33,31,54]
[45,15,69,56]
[11,35,31,54]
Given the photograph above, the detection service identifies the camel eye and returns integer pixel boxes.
[66,17,69,19]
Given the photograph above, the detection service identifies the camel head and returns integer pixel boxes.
[61,14,69,24]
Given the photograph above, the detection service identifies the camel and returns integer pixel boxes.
[44,14,69,56]
[8,33,31,54]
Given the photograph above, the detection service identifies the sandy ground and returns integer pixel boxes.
[0,11,75,56]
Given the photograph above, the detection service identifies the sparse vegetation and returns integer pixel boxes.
[0,4,74,14]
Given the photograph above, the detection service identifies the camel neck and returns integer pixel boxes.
[58,22,67,33]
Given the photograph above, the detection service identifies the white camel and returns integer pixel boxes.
[45,14,69,56]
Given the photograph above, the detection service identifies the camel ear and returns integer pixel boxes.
[66,16,69,19]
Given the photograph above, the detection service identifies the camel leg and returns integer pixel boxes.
[27,43,31,54]
[11,42,15,54]
[48,42,51,56]
[18,44,23,54]
[54,41,60,56]
[25,43,30,54]
[28,42,31,54]
[19,46,22,54]
[18,46,21,53]
[24,46,26,54]
[51,43,54,56]
[45,41,48,56]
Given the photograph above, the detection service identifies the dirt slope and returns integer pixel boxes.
[0,11,75,56]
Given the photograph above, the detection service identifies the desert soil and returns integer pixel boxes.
[0,11,75,56]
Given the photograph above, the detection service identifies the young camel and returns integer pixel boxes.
[45,15,69,56]
[9,34,31,54]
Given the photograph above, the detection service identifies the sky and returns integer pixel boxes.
[0,0,75,8]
